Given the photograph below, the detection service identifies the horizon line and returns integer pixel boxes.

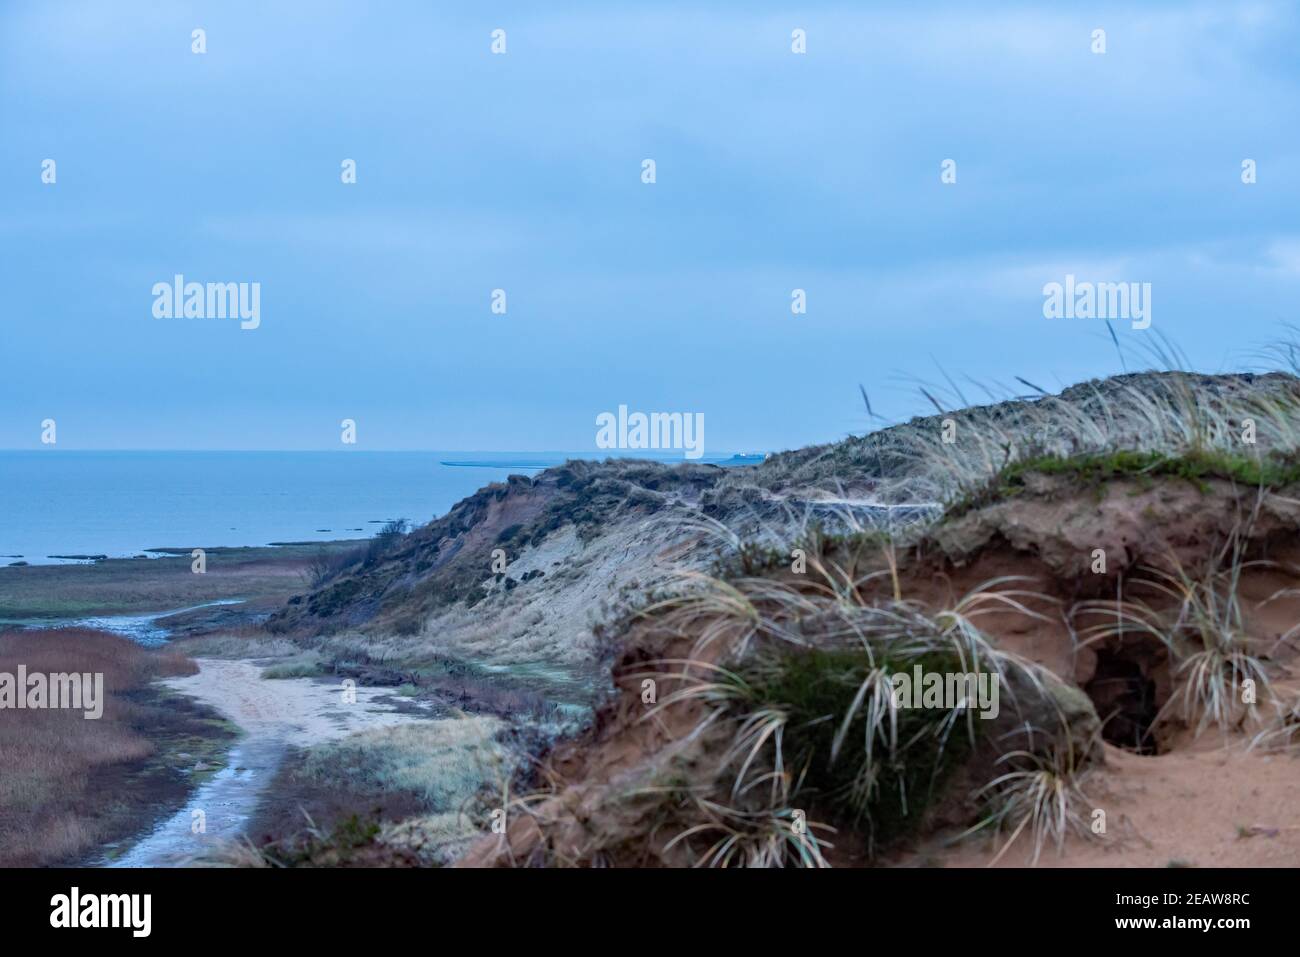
[0,448,767,455]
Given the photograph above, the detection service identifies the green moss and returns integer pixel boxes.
[255,812,394,868]
[947,448,1300,518]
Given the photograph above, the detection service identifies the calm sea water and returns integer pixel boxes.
[0,450,755,565]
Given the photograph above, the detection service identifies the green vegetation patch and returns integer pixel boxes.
[739,645,980,852]
[947,448,1300,518]
[261,653,327,680]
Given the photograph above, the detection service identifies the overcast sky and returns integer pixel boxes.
[2,1,1298,451]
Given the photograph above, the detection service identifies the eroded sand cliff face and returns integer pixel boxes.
[263,372,1300,867]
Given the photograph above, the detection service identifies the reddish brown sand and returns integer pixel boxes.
[901,740,1300,868]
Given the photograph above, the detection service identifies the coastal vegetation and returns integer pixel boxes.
[435,363,1300,866]
[0,540,366,620]
[9,362,1300,868]
[0,628,234,866]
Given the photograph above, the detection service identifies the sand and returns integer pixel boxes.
[901,741,1300,868]
[109,658,434,867]
[158,658,432,745]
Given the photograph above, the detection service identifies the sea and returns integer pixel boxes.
[0,450,763,565]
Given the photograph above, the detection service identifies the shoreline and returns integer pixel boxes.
[0,540,365,621]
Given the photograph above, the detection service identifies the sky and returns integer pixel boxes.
[1,1,1298,453]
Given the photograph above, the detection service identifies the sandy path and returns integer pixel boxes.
[108,658,433,867]
[159,659,431,745]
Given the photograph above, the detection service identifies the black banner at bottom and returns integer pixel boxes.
[0,866,1274,943]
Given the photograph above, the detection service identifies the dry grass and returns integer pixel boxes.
[650,576,1074,859]
[209,717,509,867]
[1250,696,1300,752]
[969,738,1099,865]
[488,354,1300,867]
[169,627,302,659]
[1070,515,1281,740]
[500,530,1098,867]
[296,717,508,808]
[733,344,1300,510]
[0,627,200,866]
[888,371,1300,505]
[0,540,363,619]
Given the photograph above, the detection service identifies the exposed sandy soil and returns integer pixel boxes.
[157,659,432,746]
[459,473,1300,868]
[898,489,1300,868]
[899,742,1300,868]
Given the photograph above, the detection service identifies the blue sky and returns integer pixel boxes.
[2,1,1298,452]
